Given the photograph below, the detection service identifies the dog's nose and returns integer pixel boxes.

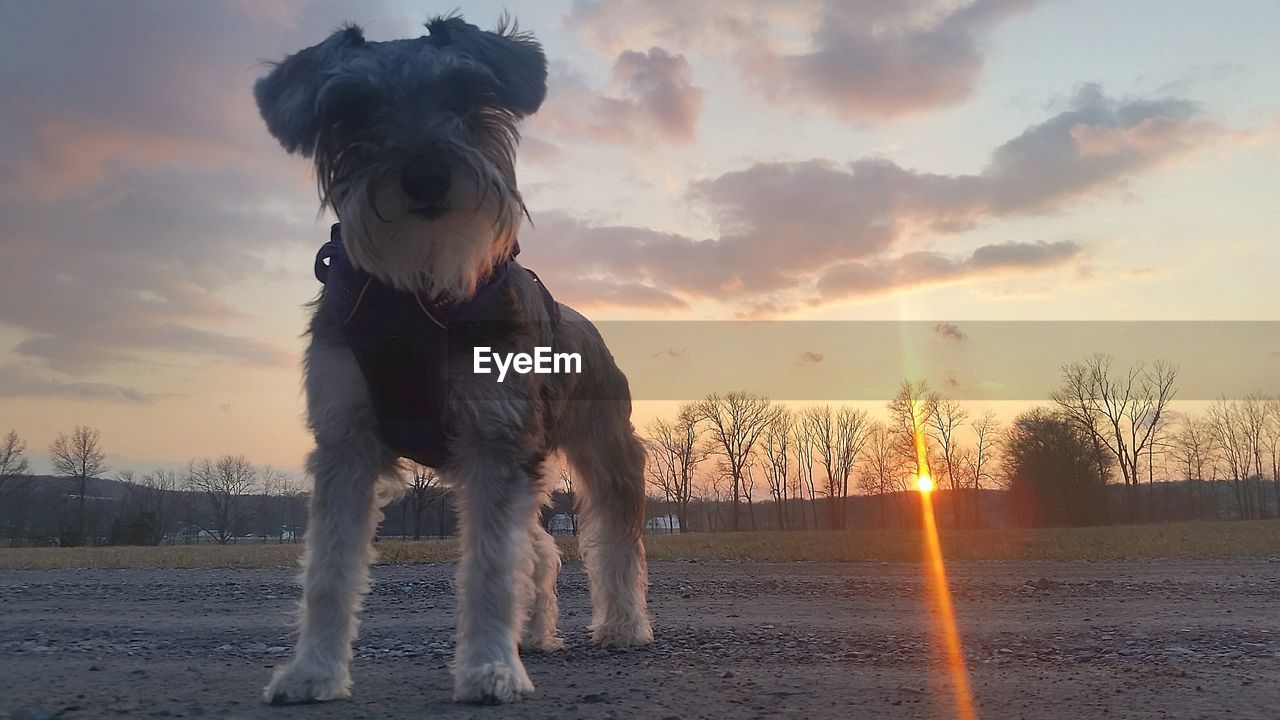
[400,160,452,207]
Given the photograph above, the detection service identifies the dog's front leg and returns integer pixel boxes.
[264,439,388,704]
[450,450,539,704]
[264,336,395,705]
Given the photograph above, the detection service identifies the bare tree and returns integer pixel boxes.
[760,408,793,531]
[694,392,777,532]
[791,415,818,530]
[644,403,702,533]
[964,411,1000,526]
[696,465,730,532]
[741,458,760,530]
[402,463,439,540]
[1170,416,1219,520]
[1237,396,1271,519]
[557,464,579,536]
[887,380,934,476]
[187,455,257,544]
[49,425,108,546]
[0,430,30,491]
[1208,400,1255,519]
[1266,399,1280,520]
[279,475,309,543]
[259,467,304,543]
[927,397,969,526]
[137,469,178,544]
[860,422,907,528]
[1206,397,1273,519]
[109,469,137,536]
[804,405,870,530]
[1051,355,1179,521]
[0,430,33,546]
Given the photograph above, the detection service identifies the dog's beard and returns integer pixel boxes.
[337,169,519,299]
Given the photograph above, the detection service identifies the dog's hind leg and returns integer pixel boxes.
[565,404,653,648]
[449,441,540,704]
[264,341,398,705]
[520,461,563,652]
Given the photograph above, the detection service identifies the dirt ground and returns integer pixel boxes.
[2,558,1277,719]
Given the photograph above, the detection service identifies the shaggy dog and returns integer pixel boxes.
[254,15,652,705]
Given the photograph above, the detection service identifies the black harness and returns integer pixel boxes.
[314,223,557,468]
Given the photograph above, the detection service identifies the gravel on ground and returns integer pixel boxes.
[2,558,1278,719]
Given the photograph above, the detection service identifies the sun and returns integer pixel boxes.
[916,474,935,494]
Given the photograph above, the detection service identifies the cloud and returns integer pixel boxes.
[743,0,1034,121]
[0,1,404,378]
[976,86,1217,214]
[565,0,797,56]
[565,0,1033,121]
[522,86,1217,309]
[934,323,968,342]
[0,166,302,373]
[535,48,704,144]
[815,241,1083,300]
[560,275,691,311]
[0,364,151,404]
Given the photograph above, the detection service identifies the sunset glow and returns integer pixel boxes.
[1,2,1277,474]
[912,407,976,720]
[919,483,977,720]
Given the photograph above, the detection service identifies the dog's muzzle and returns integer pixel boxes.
[400,153,453,216]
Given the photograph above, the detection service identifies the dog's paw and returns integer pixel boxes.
[452,660,534,704]
[263,661,351,705]
[519,631,566,653]
[591,619,654,648]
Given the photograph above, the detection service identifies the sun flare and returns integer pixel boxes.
[911,401,976,720]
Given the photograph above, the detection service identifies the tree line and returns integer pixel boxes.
[0,429,457,547]
[639,354,1278,531]
[3,353,1278,545]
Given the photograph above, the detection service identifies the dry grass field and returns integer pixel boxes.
[2,520,1277,570]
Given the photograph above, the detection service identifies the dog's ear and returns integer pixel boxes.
[254,25,366,155]
[426,16,547,117]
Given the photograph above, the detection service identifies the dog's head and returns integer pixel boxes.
[255,16,546,298]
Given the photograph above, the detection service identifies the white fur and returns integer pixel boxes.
[571,444,654,648]
[264,341,401,705]
[339,173,517,300]
[519,461,565,652]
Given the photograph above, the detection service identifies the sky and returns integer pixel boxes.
[1,0,1278,475]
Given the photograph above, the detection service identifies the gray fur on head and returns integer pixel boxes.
[255,17,546,158]
[254,15,548,298]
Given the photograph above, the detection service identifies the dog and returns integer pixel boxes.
[253,15,652,705]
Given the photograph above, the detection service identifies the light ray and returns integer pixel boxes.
[912,403,977,720]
